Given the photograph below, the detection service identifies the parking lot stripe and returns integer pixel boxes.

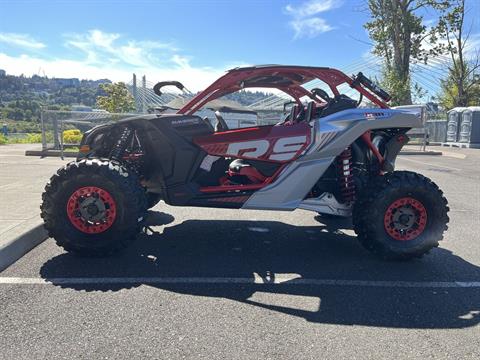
[399,157,462,172]
[0,276,480,288]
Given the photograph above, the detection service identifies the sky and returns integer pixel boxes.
[0,0,479,92]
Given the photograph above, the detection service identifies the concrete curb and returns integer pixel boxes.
[0,219,48,272]
[25,150,78,158]
[400,151,443,156]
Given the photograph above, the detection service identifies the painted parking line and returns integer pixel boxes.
[0,275,479,288]
[438,150,467,159]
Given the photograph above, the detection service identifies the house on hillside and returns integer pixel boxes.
[53,78,80,87]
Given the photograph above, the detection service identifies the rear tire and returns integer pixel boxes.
[41,159,147,256]
[353,171,449,260]
[146,192,162,209]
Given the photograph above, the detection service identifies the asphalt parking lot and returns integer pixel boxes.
[1,148,479,359]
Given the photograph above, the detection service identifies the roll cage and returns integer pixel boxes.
[177,65,390,115]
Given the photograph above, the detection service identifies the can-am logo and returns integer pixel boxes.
[171,118,199,126]
[226,136,307,161]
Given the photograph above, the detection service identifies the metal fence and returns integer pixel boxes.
[40,108,449,159]
[40,110,138,154]
[425,119,448,144]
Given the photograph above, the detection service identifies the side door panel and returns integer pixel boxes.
[193,123,311,163]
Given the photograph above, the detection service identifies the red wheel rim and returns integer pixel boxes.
[383,197,427,241]
[66,186,117,234]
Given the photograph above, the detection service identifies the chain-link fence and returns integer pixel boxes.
[40,110,138,155]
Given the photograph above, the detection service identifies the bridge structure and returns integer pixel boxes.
[246,55,453,111]
[125,74,189,113]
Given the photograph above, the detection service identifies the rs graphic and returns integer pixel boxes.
[226,136,307,161]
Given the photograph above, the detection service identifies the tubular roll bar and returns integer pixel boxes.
[176,66,390,115]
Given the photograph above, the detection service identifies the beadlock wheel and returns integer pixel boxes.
[383,197,427,241]
[41,159,148,256]
[353,171,449,260]
[66,186,117,234]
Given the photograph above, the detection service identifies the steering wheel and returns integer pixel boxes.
[311,88,331,103]
[214,111,229,132]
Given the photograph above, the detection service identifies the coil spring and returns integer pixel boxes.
[110,127,132,161]
[337,147,356,203]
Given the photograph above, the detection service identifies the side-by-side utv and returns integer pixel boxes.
[41,65,449,259]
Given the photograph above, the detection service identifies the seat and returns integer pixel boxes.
[202,117,215,133]
[319,94,357,117]
[289,104,298,123]
[214,111,229,132]
[292,104,307,123]
[305,101,316,122]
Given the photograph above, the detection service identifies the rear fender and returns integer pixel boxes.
[383,133,409,172]
[303,108,420,160]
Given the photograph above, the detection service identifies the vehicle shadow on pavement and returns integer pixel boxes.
[40,211,480,329]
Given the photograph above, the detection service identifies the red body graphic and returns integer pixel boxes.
[194,122,311,163]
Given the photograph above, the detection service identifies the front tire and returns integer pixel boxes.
[146,192,162,209]
[353,171,449,260]
[41,159,147,256]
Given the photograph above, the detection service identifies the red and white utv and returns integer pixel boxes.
[41,65,449,259]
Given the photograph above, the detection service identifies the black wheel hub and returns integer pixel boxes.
[79,197,106,222]
[391,206,416,230]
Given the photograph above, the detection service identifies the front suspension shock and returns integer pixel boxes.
[110,127,133,161]
[337,146,356,203]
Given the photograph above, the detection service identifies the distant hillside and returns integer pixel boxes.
[0,71,273,124]
[0,71,111,123]
[222,90,273,106]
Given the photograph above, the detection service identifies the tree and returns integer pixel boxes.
[96,82,135,113]
[365,0,448,105]
[439,60,480,108]
[436,0,480,108]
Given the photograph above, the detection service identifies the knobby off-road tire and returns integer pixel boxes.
[146,192,162,209]
[352,171,449,260]
[41,159,148,256]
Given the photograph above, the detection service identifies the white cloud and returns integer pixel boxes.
[0,51,227,90]
[0,53,226,91]
[285,0,341,39]
[64,29,176,68]
[285,0,338,18]
[0,29,227,91]
[0,32,46,50]
[290,18,333,38]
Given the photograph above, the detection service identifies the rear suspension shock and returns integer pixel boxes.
[337,147,356,203]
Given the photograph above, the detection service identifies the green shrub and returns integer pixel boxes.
[24,133,43,143]
[5,133,51,144]
[0,132,56,144]
[63,129,83,144]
